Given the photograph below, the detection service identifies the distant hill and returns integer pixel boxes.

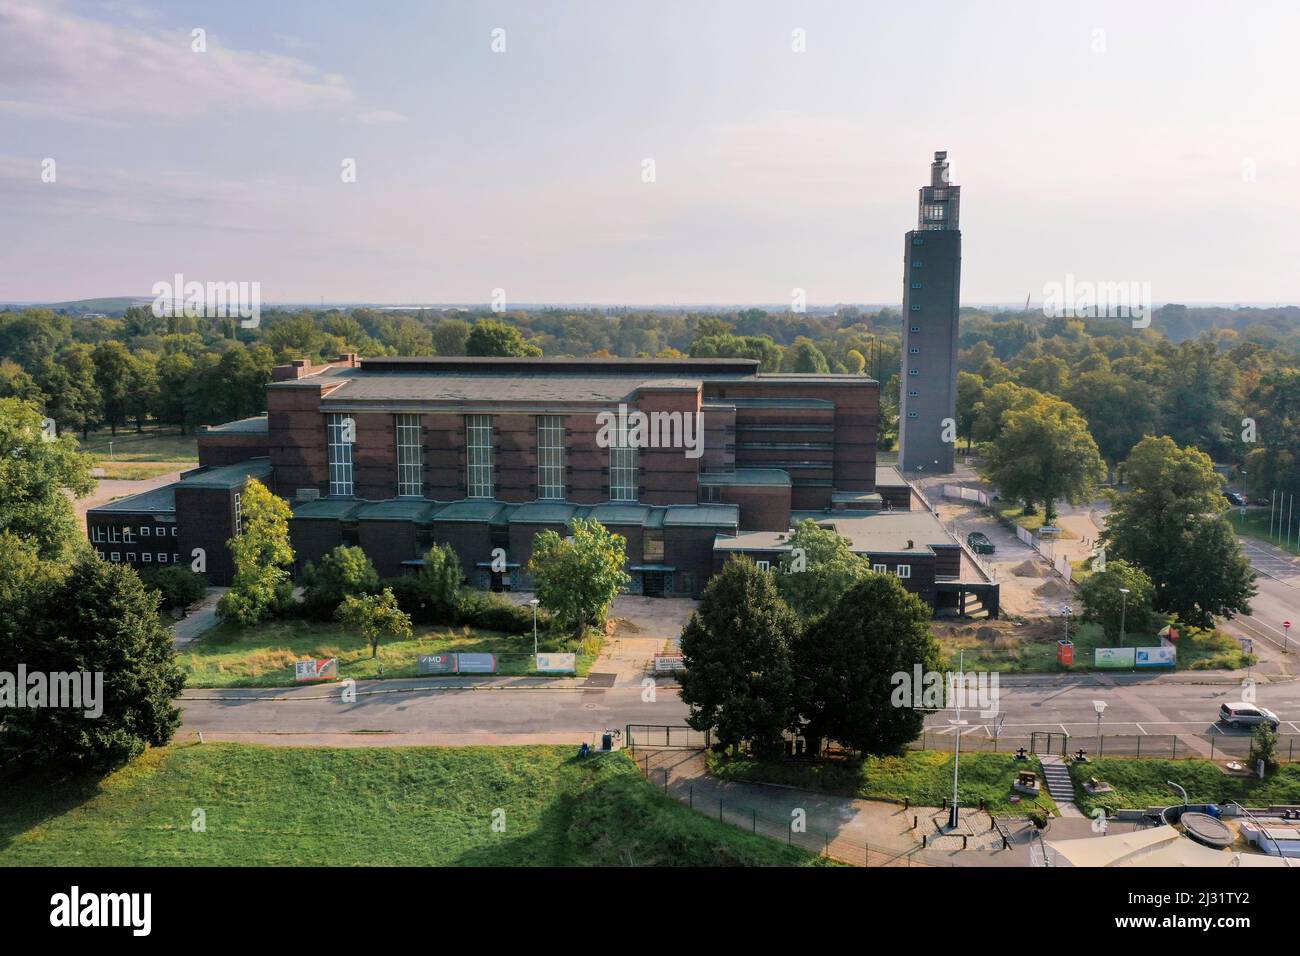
[0,296,152,316]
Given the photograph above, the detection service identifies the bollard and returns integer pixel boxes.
[962,834,968,849]
[922,834,928,847]
[689,785,693,809]
[752,810,756,833]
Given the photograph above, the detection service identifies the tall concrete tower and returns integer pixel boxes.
[898,150,961,475]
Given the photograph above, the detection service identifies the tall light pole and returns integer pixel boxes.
[949,649,967,829]
[1061,605,1073,644]
[1118,588,1130,647]
[529,598,540,660]
[1240,469,1248,526]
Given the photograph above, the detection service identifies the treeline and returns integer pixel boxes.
[3,303,1299,490]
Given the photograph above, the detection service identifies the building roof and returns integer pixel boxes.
[663,504,739,528]
[507,502,578,525]
[89,484,177,515]
[698,468,792,487]
[201,414,269,435]
[354,499,438,522]
[176,458,273,490]
[875,464,908,487]
[430,499,509,523]
[316,369,707,407]
[292,498,361,520]
[714,508,955,557]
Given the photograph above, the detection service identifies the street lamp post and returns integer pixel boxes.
[529,598,540,659]
[1093,699,1106,742]
[1118,588,1130,647]
[949,649,967,829]
[1061,605,1073,644]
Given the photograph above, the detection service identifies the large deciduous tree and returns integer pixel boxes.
[0,398,95,561]
[794,572,938,756]
[776,519,871,621]
[982,393,1105,522]
[466,319,543,357]
[1,552,185,771]
[217,479,295,625]
[678,556,799,756]
[1104,436,1255,627]
[337,588,413,658]
[527,518,630,637]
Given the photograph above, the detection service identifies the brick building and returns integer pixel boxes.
[85,354,996,611]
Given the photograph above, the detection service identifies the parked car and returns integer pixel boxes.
[1218,702,1280,731]
[966,532,995,554]
[1224,490,1247,507]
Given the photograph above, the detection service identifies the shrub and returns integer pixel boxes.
[1250,724,1280,773]
[455,589,541,633]
[138,565,207,611]
[301,545,380,620]
[417,543,462,620]
[381,575,435,624]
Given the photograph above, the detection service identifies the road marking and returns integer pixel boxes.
[1059,724,1069,735]
[1135,723,1147,735]
[1289,721,1300,734]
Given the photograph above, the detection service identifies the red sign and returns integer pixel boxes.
[1284,621,1292,630]
[294,658,339,682]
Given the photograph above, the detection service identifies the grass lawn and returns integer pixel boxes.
[180,618,602,687]
[1232,507,1300,557]
[96,460,189,480]
[1070,758,1300,816]
[997,505,1078,539]
[77,425,199,463]
[0,744,823,866]
[936,620,1252,673]
[708,750,1058,816]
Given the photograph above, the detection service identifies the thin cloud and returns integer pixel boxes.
[0,0,356,121]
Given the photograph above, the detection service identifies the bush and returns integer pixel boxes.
[455,589,541,633]
[300,545,380,620]
[1250,724,1280,773]
[138,565,207,611]
[381,575,437,624]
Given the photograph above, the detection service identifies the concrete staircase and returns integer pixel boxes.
[1038,755,1083,818]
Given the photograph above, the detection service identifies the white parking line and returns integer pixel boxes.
[1289,721,1300,735]
[1135,723,1147,735]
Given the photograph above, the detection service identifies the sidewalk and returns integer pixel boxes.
[172,587,226,649]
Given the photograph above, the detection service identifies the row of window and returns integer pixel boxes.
[754,559,911,579]
[326,414,639,502]
[98,549,180,565]
[92,524,178,543]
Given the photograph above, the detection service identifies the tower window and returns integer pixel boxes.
[911,282,923,289]
[907,412,918,419]
[912,260,923,268]
[609,421,638,503]
[910,305,921,312]
[908,369,919,376]
[908,390,919,397]
[912,237,924,246]
[910,325,921,333]
[909,347,919,354]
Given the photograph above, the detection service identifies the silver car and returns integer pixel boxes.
[1219,702,1280,731]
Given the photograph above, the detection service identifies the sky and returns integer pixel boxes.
[1,0,1297,307]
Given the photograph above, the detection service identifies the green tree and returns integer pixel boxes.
[955,371,986,451]
[971,381,1036,444]
[417,542,463,620]
[466,319,543,357]
[126,349,159,432]
[982,394,1105,521]
[0,398,95,560]
[794,572,938,756]
[337,587,413,658]
[792,341,830,373]
[91,340,134,435]
[1250,723,1279,773]
[431,319,471,356]
[1,552,185,771]
[776,518,871,621]
[527,518,630,637]
[0,359,43,402]
[37,345,102,438]
[678,556,799,756]
[301,544,380,619]
[1065,369,1159,472]
[217,479,295,625]
[1079,559,1156,642]
[1104,436,1256,627]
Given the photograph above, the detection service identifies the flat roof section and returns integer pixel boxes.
[88,484,177,515]
[507,502,578,525]
[292,499,362,520]
[200,414,269,435]
[663,504,740,528]
[317,370,705,407]
[177,458,273,490]
[430,500,509,523]
[875,464,908,487]
[354,499,438,523]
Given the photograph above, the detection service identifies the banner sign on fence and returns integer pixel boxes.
[417,654,457,675]
[1135,646,1176,668]
[455,653,497,674]
[1094,647,1136,668]
[294,658,338,682]
[654,655,687,673]
[535,652,576,674]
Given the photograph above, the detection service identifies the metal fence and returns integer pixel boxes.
[912,730,1300,763]
[626,742,951,867]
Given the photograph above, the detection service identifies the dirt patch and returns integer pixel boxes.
[1010,560,1043,577]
